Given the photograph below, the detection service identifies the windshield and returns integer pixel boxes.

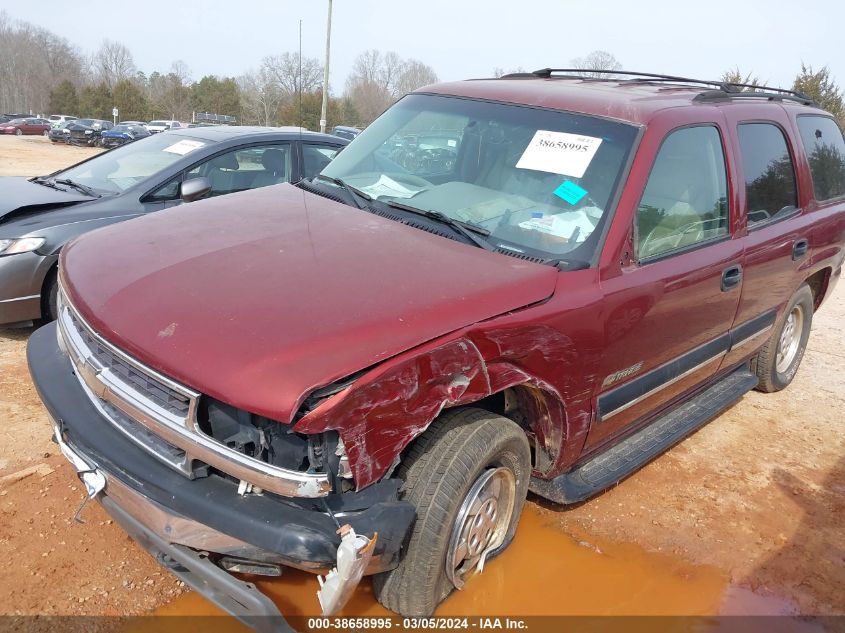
[321,94,638,261]
[54,133,208,194]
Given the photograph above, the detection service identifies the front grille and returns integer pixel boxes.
[56,285,333,497]
[65,308,191,418]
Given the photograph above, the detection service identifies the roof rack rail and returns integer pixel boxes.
[499,68,816,106]
[693,89,815,106]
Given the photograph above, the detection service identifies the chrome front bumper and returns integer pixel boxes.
[50,415,329,571]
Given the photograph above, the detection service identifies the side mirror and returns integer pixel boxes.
[180,177,212,203]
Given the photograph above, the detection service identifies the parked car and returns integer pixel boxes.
[48,121,74,143]
[0,127,346,326]
[146,120,183,133]
[331,125,362,141]
[28,71,845,625]
[49,114,78,128]
[66,119,113,146]
[0,113,31,124]
[0,117,51,136]
[99,123,151,148]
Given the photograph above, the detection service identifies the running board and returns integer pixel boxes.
[530,367,758,505]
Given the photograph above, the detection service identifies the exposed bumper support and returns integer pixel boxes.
[51,417,291,630]
[102,497,293,633]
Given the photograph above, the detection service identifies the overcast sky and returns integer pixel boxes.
[5,0,843,92]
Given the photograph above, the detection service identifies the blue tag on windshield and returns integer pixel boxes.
[553,180,588,205]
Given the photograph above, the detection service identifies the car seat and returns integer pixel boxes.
[301,147,330,181]
[206,152,241,195]
[252,149,288,188]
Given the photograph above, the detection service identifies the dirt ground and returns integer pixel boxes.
[0,135,842,619]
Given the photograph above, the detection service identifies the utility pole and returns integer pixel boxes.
[319,0,333,134]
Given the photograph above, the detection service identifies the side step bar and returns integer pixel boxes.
[530,367,758,505]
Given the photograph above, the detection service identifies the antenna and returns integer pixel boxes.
[299,19,303,136]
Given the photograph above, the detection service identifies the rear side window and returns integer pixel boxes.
[636,126,729,260]
[737,123,798,226]
[797,116,845,201]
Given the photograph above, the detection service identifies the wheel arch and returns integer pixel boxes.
[804,266,832,311]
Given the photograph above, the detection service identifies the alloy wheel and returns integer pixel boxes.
[776,305,804,373]
[446,466,516,590]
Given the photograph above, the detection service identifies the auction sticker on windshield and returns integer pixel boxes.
[162,139,206,155]
[516,131,602,178]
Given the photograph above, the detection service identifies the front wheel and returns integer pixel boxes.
[41,269,59,323]
[15,128,22,136]
[373,407,531,616]
[43,129,49,136]
[754,284,813,392]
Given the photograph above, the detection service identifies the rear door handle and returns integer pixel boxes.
[792,238,809,261]
[721,265,743,292]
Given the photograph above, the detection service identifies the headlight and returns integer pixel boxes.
[0,237,46,256]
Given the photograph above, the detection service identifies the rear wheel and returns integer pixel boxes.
[373,407,530,616]
[15,128,22,136]
[754,284,813,392]
[42,129,49,136]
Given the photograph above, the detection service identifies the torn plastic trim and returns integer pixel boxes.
[317,525,378,615]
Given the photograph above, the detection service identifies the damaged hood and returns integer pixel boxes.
[0,177,92,223]
[62,184,558,422]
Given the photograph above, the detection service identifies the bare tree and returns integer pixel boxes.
[95,39,136,88]
[238,67,284,126]
[262,52,322,97]
[148,66,192,120]
[492,66,527,78]
[345,50,435,125]
[570,50,623,78]
[0,11,86,114]
[396,60,438,96]
[169,60,192,85]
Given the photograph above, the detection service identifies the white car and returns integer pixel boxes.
[48,114,77,129]
[145,120,184,134]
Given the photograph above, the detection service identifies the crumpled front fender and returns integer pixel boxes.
[294,338,490,488]
[293,333,570,490]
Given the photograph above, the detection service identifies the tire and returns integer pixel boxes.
[42,129,49,136]
[373,407,531,616]
[754,284,813,392]
[42,269,59,323]
[15,128,22,136]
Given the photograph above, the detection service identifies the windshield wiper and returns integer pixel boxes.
[54,178,101,198]
[382,199,495,251]
[312,174,370,209]
[31,176,69,192]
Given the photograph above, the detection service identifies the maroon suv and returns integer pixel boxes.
[28,70,845,624]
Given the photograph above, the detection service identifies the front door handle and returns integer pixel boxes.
[792,238,809,261]
[721,265,743,292]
